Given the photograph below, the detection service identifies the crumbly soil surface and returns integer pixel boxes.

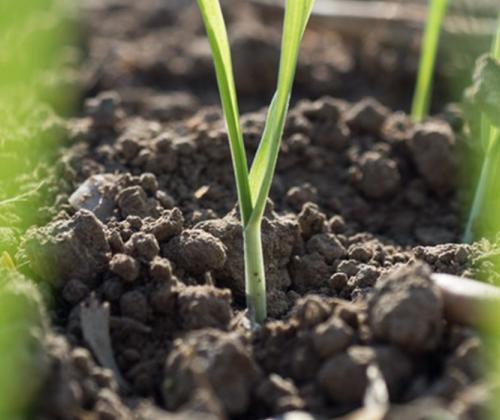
[2,1,499,419]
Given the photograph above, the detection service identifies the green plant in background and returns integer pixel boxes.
[197,0,314,323]
[463,15,500,243]
[0,252,15,270]
[455,15,500,418]
[411,0,449,122]
[0,269,48,418]
[0,0,73,416]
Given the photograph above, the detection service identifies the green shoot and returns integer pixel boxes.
[463,15,500,243]
[411,0,449,122]
[197,0,314,323]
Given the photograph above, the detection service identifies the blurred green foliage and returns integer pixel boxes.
[462,16,500,420]
[0,0,76,229]
[0,0,75,417]
[0,268,48,418]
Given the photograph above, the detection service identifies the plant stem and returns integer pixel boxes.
[464,132,500,243]
[463,152,494,243]
[411,0,448,122]
[463,16,500,243]
[243,222,266,323]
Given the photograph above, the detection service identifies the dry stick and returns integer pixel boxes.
[80,295,130,391]
[431,273,500,328]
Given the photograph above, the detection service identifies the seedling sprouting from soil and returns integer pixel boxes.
[197,0,314,323]
[463,15,500,243]
[411,0,449,122]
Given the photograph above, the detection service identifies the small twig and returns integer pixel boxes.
[431,272,500,328]
[80,295,130,391]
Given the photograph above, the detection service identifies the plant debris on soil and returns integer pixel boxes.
[2,0,500,419]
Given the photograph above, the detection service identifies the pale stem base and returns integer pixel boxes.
[243,223,267,323]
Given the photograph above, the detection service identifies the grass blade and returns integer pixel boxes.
[248,0,314,226]
[463,15,500,243]
[197,0,253,224]
[482,15,500,153]
[411,0,449,122]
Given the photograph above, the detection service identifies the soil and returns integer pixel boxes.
[1,0,499,419]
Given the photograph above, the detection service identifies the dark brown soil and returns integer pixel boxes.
[2,1,499,419]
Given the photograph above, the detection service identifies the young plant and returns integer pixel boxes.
[197,0,314,323]
[463,15,500,243]
[411,0,449,122]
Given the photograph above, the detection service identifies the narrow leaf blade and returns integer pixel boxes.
[197,0,253,224]
[411,0,448,122]
[248,0,314,226]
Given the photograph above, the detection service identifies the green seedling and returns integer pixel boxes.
[197,0,314,323]
[411,0,449,122]
[463,15,500,243]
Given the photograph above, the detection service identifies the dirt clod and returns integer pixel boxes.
[178,285,233,330]
[125,232,160,261]
[164,330,261,416]
[306,233,347,263]
[20,210,110,287]
[164,229,226,275]
[117,186,156,219]
[149,256,173,282]
[109,253,140,283]
[145,208,184,242]
[120,291,149,323]
[62,279,90,304]
[312,316,354,358]
[409,121,457,194]
[290,295,331,329]
[290,253,333,293]
[256,374,304,413]
[369,263,443,352]
[318,345,412,404]
[297,203,327,240]
[346,98,389,134]
[358,151,401,199]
